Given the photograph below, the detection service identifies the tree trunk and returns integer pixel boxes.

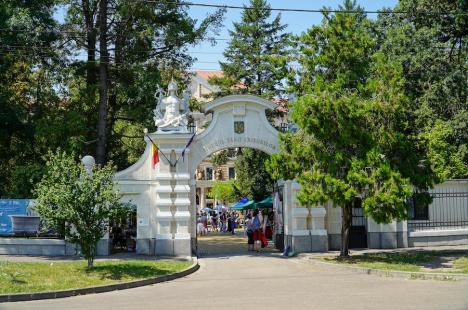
[87,257,94,268]
[340,202,352,257]
[83,0,97,89]
[96,0,109,165]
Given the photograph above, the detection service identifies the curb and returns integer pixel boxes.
[0,258,199,303]
[307,258,468,281]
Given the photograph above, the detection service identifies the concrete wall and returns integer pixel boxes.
[0,239,67,255]
[282,181,328,253]
[326,202,342,250]
[0,238,109,256]
[408,230,468,247]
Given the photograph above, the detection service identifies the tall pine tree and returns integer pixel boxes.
[209,0,289,98]
[210,0,289,201]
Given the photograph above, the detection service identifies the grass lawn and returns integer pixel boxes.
[0,259,192,294]
[321,251,468,274]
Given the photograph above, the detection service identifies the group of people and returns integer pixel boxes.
[245,209,273,251]
[196,205,275,253]
[197,210,239,236]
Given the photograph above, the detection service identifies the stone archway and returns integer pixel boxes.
[115,86,327,256]
[188,94,280,173]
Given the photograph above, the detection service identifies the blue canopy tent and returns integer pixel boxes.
[231,198,253,211]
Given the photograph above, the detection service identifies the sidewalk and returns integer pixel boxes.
[197,231,278,256]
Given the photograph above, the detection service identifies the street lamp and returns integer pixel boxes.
[81,155,95,176]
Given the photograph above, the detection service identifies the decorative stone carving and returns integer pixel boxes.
[196,168,204,180]
[215,168,223,180]
[153,81,190,132]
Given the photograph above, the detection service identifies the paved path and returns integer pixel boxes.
[3,253,468,310]
[198,231,277,255]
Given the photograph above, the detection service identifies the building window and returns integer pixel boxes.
[228,167,235,180]
[205,167,213,180]
[408,194,429,220]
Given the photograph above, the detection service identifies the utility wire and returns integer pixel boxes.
[144,0,466,16]
[0,46,226,55]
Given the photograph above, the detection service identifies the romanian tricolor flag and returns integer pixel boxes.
[152,143,159,169]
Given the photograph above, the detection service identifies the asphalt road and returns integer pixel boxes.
[3,253,468,310]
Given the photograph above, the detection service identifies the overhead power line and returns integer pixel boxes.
[151,1,466,16]
[0,46,225,55]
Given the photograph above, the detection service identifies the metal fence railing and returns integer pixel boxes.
[407,190,468,231]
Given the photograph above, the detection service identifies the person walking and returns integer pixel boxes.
[211,213,218,232]
[251,209,262,251]
[245,214,254,251]
[230,212,237,235]
[227,212,232,233]
[220,211,227,233]
[197,213,206,236]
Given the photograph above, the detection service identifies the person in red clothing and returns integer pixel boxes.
[251,209,262,251]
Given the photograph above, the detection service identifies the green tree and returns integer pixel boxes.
[209,0,289,98]
[236,148,273,201]
[0,0,67,198]
[0,1,224,197]
[267,1,435,257]
[61,0,225,166]
[376,0,468,180]
[35,151,129,268]
[208,0,288,200]
[210,150,230,169]
[207,180,239,204]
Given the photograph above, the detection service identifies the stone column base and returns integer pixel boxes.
[154,238,191,256]
[136,238,156,255]
[368,232,398,249]
[286,233,328,253]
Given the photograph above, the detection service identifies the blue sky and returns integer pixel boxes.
[54,1,399,69]
[187,0,399,71]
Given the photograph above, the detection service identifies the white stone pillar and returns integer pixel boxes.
[150,132,193,257]
[200,186,206,210]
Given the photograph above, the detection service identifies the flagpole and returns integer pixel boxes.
[174,132,196,166]
[144,129,174,167]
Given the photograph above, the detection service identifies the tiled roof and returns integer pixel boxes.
[195,70,223,81]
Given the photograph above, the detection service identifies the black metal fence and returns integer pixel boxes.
[408,189,468,231]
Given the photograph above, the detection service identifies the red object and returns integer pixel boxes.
[152,144,159,168]
[265,226,273,240]
[260,231,268,248]
[253,230,261,241]
[253,230,268,248]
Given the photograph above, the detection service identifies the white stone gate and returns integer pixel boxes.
[115,85,327,256]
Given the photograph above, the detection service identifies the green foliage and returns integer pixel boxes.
[210,150,230,168]
[235,148,273,201]
[4,164,45,199]
[207,180,239,203]
[422,120,468,180]
[207,0,286,202]
[0,1,224,197]
[377,0,468,179]
[267,1,436,255]
[34,151,130,267]
[323,251,468,274]
[209,0,290,98]
[289,0,374,95]
[0,0,64,198]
